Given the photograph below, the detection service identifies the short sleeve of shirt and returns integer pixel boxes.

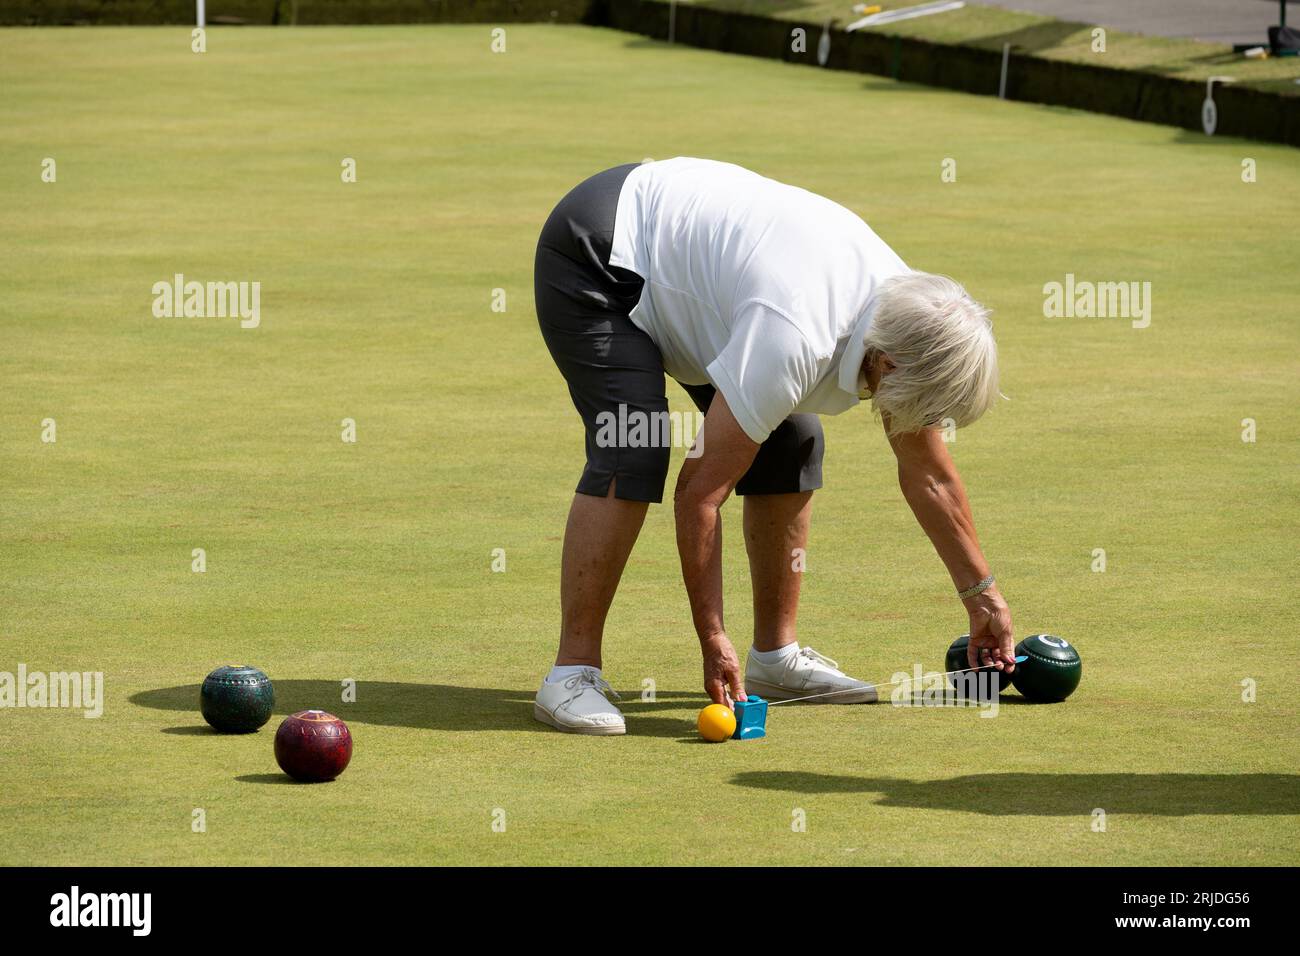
[705,301,826,444]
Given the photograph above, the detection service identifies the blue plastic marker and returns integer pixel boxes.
[731,696,768,740]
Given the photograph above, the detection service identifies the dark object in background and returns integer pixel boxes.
[1234,1,1300,55]
[1269,24,1300,55]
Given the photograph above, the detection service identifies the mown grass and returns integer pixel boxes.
[1,25,1298,865]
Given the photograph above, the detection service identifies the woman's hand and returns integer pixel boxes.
[700,631,747,706]
[964,586,1016,672]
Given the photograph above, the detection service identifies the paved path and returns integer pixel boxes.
[988,0,1290,46]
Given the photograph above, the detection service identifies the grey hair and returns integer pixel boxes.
[863,272,1000,436]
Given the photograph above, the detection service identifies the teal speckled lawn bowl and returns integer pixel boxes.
[1010,635,1083,703]
[200,665,275,733]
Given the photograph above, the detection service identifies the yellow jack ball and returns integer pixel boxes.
[697,704,737,742]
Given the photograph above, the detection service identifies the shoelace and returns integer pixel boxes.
[562,668,622,702]
[796,646,840,671]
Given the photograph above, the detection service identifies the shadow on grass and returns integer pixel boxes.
[235,773,307,785]
[131,681,702,739]
[1167,127,1265,148]
[624,37,673,50]
[730,771,1300,815]
[161,725,223,736]
[859,77,955,95]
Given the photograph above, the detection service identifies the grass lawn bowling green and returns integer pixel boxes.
[2,24,1299,866]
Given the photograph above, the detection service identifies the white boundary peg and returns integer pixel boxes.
[1202,76,1234,136]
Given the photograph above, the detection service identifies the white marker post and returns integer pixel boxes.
[1202,76,1234,136]
[668,0,676,45]
[998,42,1010,99]
[197,0,205,28]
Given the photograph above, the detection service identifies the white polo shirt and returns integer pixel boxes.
[609,157,910,443]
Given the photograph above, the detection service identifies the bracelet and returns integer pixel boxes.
[957,573,995,600]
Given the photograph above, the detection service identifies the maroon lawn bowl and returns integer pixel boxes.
[274,710,353,782]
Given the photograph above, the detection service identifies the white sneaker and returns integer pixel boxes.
[745,646,878,704]
[533,668,627,735]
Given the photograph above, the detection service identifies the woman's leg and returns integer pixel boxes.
[555,482,649,668]
[532,164,666,732]
[743,491,813,653]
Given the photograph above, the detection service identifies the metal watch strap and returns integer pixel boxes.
[958,573,995,600]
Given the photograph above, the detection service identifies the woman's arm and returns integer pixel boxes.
[674,392,761,704]
[886,422,1016,671]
